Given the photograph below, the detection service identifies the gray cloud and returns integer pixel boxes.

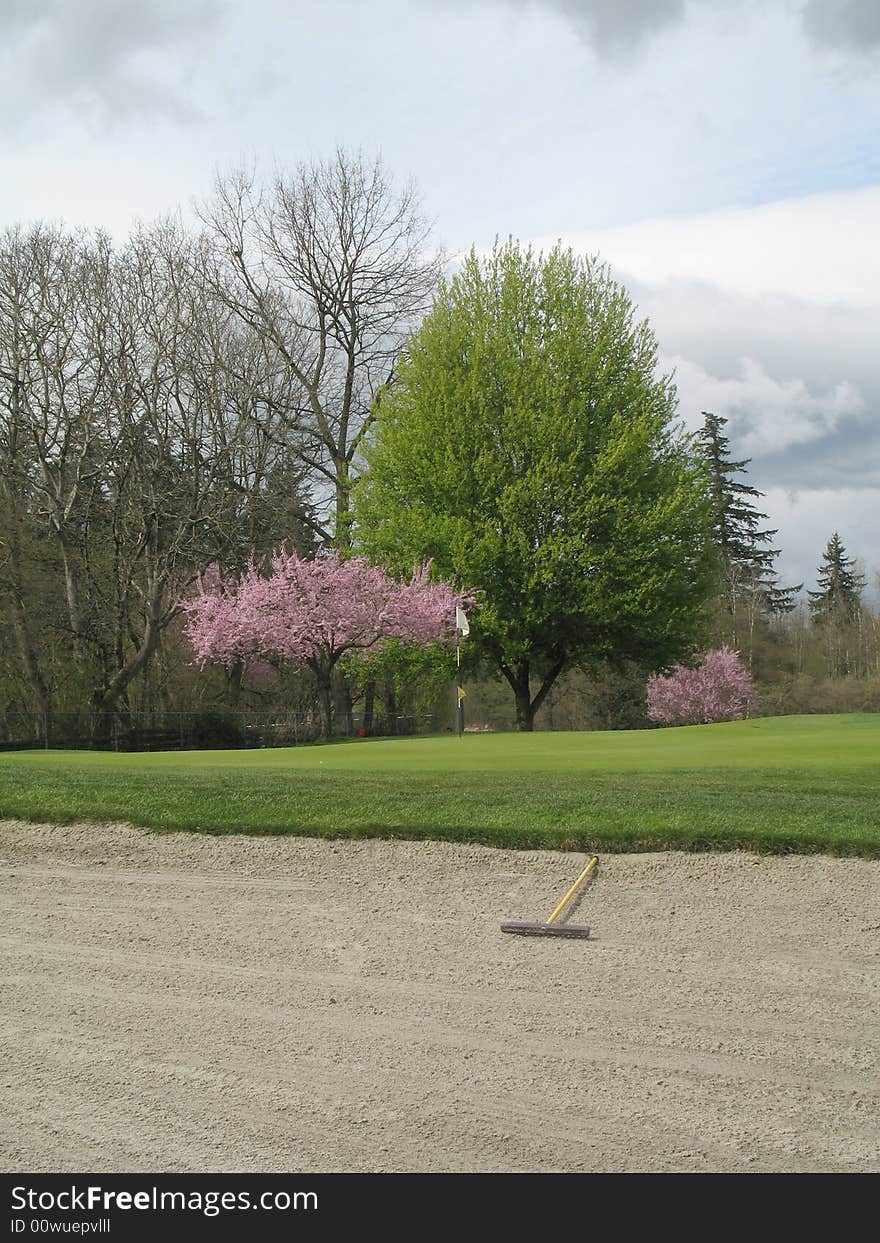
[513,0,686,57]
[801,0,880,53]
[1,0,225,124]
[5,0,878,134]
[430,0,686,56]
[627,277,880,494]
[621,276,880,586]
[430,0,880,61]
[759,412,880,492]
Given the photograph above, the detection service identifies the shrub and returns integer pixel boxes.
[187,710,245,748]
[647,646,756,726]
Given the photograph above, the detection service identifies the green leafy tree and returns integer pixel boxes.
[808,532,865,621]
[355,241,717,730]
[342,639,454,735]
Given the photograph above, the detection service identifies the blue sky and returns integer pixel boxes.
[3,0,878,593]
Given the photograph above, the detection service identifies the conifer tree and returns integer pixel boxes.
[697,411,800,617]
[807,532,865,621]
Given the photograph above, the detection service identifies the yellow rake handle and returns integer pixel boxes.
[546,854,599,925]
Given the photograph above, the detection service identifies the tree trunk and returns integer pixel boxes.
[514,682,535,731]
[7,591,50,735]
[0,490,51,735]
[312,667,333,740]
[58,531,85,656]
[92,580,166,719]
[498,656,567,732]
[385,682,398,734]
[334,457,353,551]
[363,679,376,735]
[226,659,244,709]
[500,661,534,731]
[335,669,354,736]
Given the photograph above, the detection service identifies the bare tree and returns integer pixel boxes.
[0,154,439,735]
[200,149,442,547]
[0,218,315,729]
[87,219,291,718]
[0,223,96,729]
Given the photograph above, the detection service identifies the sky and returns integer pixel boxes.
[3,0,878,596]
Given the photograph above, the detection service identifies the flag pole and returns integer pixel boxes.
[456,625,463,738]
[454,605,468,738]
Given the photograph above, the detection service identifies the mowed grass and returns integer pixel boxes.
[1,714,878,856]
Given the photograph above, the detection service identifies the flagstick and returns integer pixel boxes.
[456,627,463,738]
[454,605,468,738]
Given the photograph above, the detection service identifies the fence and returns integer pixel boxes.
[0,707,441,752]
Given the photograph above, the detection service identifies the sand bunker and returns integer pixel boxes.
[1,819,878,1172]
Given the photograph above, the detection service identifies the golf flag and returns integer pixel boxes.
[455,605,470,637]
[457,686,467,703]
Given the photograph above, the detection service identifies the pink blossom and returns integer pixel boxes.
[183,549,468,666]
[181,548,472,737]
[647,646,757,726]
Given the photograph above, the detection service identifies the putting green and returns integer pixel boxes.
[3,712,877,773]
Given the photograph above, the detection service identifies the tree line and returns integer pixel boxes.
[0,150,876,743]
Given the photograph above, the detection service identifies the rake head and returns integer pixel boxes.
[500,921,591,939]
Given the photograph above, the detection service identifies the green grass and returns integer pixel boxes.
[1,714,878,856]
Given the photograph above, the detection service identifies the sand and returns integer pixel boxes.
[1,818,878,1172]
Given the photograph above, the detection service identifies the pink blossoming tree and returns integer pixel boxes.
[183,549,469,738]
[646,646,756,726]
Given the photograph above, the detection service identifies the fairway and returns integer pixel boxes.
[1,714,878,856]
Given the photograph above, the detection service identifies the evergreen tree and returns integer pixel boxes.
[807,532,865,621]
[697,411,800,616]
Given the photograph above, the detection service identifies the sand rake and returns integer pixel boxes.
[501,854,598,939]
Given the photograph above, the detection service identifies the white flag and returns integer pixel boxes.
[455,606,470,636]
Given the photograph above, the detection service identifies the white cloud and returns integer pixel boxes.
[542,186,880,308]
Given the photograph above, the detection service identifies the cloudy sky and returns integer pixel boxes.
[3,0,878,594]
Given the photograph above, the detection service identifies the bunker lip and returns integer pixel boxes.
[2,818,879,1174]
